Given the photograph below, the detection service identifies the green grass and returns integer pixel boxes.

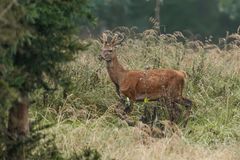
[30,31,240,159]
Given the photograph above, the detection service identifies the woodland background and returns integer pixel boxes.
[0,0,240,160]
[91,0,240,39]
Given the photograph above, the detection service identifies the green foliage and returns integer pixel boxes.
[12,0,94,91]
[92,0,240,37]
[93,0,154,30]
[0,0,94,102]
[219,0,240,19]
[92,0,154,31]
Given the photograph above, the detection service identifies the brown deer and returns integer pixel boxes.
[99,32,192,123]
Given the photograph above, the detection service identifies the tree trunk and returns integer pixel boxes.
[7,92,29,160]
[155,0,160,33]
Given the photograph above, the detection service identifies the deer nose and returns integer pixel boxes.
[98,54,104,61]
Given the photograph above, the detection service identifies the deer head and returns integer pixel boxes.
[99,32,124,62]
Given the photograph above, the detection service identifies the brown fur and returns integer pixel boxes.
[99,33,192,123]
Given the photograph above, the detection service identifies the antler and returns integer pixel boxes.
[99,32,108,45]
[111,33,125,46]
[99,31,125,46]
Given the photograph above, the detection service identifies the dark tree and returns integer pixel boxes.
[0,0,93,159]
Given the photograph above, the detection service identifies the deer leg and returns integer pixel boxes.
[182,97,192,108]
[124,99,133,113]
[175,97,193,127]
[117,85,127,106]
[165,98,175,122]
[115,84,126,105]
[172,102,181,122]
[140,103,148,123]
[183,98,192,127]
[119,95,126,105]
[118,92,132,113]
[165,97,180,123]
[114,83,121,97]
[115,84,128,106]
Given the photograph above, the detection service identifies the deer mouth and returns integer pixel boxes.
[98,53,112,62]
[98,55,110,61]
[103,57,112,62]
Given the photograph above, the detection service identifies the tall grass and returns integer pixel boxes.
[31,30,240,159]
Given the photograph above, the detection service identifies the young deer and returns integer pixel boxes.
[99,32,192,123]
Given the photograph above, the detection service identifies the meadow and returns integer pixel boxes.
[30,29,240,160]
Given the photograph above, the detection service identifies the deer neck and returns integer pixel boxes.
[106,54,126,85]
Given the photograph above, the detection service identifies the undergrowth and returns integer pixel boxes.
[30,29,240,159]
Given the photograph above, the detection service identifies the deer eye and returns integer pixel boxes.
[108,50,113,52]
